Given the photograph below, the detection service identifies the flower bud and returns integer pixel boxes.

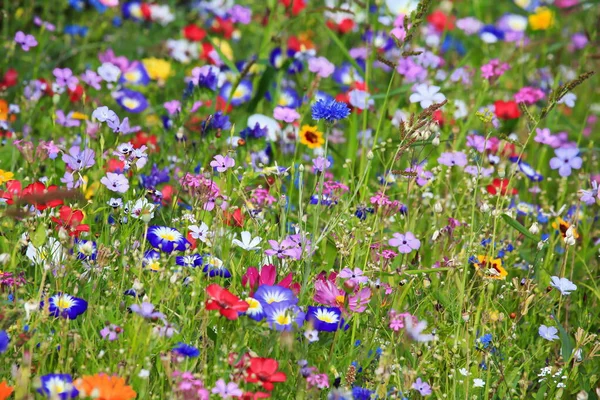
[529,222,540,234]
[434,202,443,213]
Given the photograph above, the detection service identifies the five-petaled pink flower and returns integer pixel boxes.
[15,31,38,51]
[210,155,235,173]
[389,232,421,254]
[273,106,300,123]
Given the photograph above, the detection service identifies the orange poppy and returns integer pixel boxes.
[74,374,136,400]
[0,380,13,400]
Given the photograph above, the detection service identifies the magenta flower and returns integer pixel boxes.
[53,68,79,91]
[210,155,235,172]
[273,106,300,123]
[101,172,130,193]
[389,232,421,254]
[438,152,467,167]
[211,379,243,399]
[100,324,122,341]
[15,31,38,51]
[164,100,181,115]
[549,148,582,177]
[338,268,368,285]
[308,56,335,78]
[514,87,545,105]
[480,59,509,81]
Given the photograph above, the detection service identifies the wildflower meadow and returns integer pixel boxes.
[1,0,600,398]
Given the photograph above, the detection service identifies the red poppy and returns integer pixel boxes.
[0,180,22,205]
[280,0,306,15]
[215,96,233,113]
[107,159,126,173]
[68,85,85,103]
[245,357,287,391]
[131,131,159,152]
[183,23,206,42]
[51,206,90,237]
[241,392,272,399]
[326,19,354,34]
[494,100,520,120]
[486,178,517,196]
[224,208,244,227]
[211,17,235,39]
[427,10,455,32]
[140,3,152,20]
[0,69,18,90]
[205,284,249,320]
[21,182,64,210]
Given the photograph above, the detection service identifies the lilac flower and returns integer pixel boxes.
[264,240,296,259]
[389,232,421,254]
[229,5,252,24]
[164,100,181,115]
[406,163,433,186]
[308,57,335,78]
[15,31,38,51]
[550,276,577,295]
[466,134,489,153]
[211,379,243,399]
[438,152,468,167]
[92,106,119,124]
[349,89,373,110]
[409,84,446,108]
[312,156,331,173]
[534,128,561,148]
[412,378,432,396]
[101,172,130,193]
[97,62,121,82]
[339,268,368,285]
[62,147,96,171]
[579,181,598,205]
[55,110,81,127]
[404,315,434,342]
[273,106,300,123]
[81,70,102,90]
[53,68,79,91]
[464,165,494,177]
[539,325,559,341]
[130,302,165,320]
[61,171,83,189]
[396,57,427,82]
[210,155,235,173]
[549,148,582,177]
[100,324,122,341]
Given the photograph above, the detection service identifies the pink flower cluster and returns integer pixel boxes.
[514,86,545,105]
[481,59,509,81]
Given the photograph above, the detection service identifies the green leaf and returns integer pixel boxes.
[247,65,278,113]
[31,223,47,248]
[501,214,539,242]
[552,313,574,361]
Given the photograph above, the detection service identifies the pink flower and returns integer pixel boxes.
[99,0,120,6]
[514,87,545,105]
[164,100,181,115]
[308,57,335,78]
[211,379,243,399]
[389,232,421,254]
[210,155,235,172]
[338,268,368,285]
[53,68,79,91]
[273,106,300,123]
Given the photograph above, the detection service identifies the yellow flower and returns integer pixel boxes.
[552,217,579,239]
[529,7,554,31]
[473,255,507,280]
[211,38,234,64]
[0,170,14,185]
[299,125,325,149]
[145,114,161,127]
[70,111,88,120]
[142,58,172,81]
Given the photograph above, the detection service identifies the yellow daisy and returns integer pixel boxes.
[299,125,325,149]
[0,170,14,185]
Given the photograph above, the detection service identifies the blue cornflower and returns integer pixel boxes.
[352,387,373,400]
[311,99,350,123]
[0,330,9,353]
[203,111,231,132]
[476,333,493,349]
[240,122,268,140]
[141,165,170,189]
[173,342,200,358]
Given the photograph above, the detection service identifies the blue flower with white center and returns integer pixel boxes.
[74,238,97,261]
[220,80,253,106]
[311,99,351,123]
[119,62,150,86]
[332,62,364,87]
[306,306,344,332]
[202,255,231,278]
[173,342,200,358]
[254,285,297,307]
[269,47,285,69]
[44,293,88,320]
[147,226,189,253]
[479,25,505,43]
[265,304,305,331]
[244,297,266,321]
[176,254,203,268]
[143,250,162,272]
[275,87,301,108]
[516,160,543,182]
[38,374,78,399]
[115,88,148,113]
[122,1,144,21]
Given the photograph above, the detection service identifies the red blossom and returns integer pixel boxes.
[0,69,18,90]
[68,85,85,103]
[0,180,22,205]
[245,357,287,391]
[21,182,64,211]
[211,17,235,39]
[51,206,90,237]
[494,100,520,120]
[183,24,206,42]
[326,19,354,34]
[280,0,306,15]
[224,208,244,227]
[427,10,455,32]
[486,178,517,196]
[205,284,249,320]
[242,264,299,295]
[131,131,159,152]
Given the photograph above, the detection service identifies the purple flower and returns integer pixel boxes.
[312,156,331,173]
[229,5,252,24]
[534,128,561,148]
[130,302,165,320]
[308,57,335,78]
[579,181,598,205]
[389,232,421,254]
[100,324,122,341]
[62,146,95,171]
[412,378,432,396]
[273,106,300,123]
[466,134,489,153]
[81,70,102,90]
[92,106,118,125]
[549,148,582,177]
[339,268,368,285]
[101,172,130,193]
[438,152,468,167]
[539,325,559,341]
[210,155,235,173]
[53,68,79,91]
[55,110,81,128]
[211,379,243,399]
[349,89,373,110]
[15,31,38,51]
[164,100,181,115]
[61,171,83,189]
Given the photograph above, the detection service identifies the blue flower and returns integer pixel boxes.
[173,342,200,358]
[311,99,350,122]
[143,250,162,272]
[198,69,218,91]
[476,333,493,349]
[240,122,268,140]
[517,160,544,182]
[119,63,151,86]
[202,255,231,278]
[38,374,78,399]
[254,285,297,307]
[306,306,344,332]
[203,111,231,132]
[115,88,149,113]
[64,25,88,37]
[176,254,203,268]
[147,226,189,253]
[244,297,266,321]
[74,239,97,261]
[352,387,373,400]
[220,80,253,106]
[0,330,9,353]
[44,293,88,320]
[265,303,305,331]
